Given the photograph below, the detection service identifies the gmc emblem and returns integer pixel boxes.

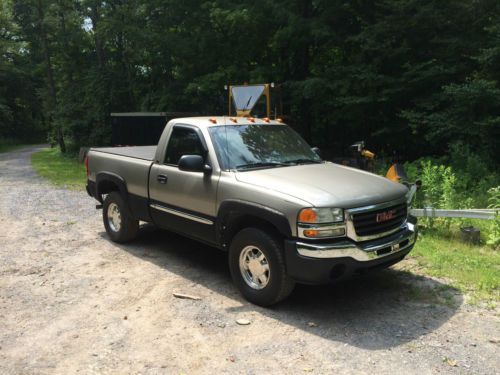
[376,209,396,223]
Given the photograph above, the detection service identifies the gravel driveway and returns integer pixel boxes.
[0,146,498,374]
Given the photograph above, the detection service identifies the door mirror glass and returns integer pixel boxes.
[178,155,206,173]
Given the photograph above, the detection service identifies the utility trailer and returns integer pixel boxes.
[110,112,196,146]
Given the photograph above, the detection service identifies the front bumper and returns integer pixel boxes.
[284,217,418,284]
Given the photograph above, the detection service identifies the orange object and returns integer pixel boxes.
[248,117,255,123]
[230,117,238,123]
[361,149,375,159]
[208,118,217,124]
[298,208,317,223]
[303,229,319,237]
[386,164,401,182]
[263,117,270,123]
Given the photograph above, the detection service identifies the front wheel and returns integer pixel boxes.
[229,228,295,306]
[102,192,139,243]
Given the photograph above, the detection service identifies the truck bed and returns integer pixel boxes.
[91,146,157,161]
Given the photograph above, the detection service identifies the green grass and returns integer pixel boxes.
[31,148,86,190]
[407,228,499,306]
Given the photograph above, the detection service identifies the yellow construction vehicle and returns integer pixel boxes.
[225,83,281,118]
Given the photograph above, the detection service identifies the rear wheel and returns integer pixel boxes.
[103,192,139,243]
[229,228,295,306]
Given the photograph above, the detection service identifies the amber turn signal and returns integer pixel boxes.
[298,208,318,223]
[303,229,319,237]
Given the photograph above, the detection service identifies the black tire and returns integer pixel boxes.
[229,228,295,306]
[102,192,139,243]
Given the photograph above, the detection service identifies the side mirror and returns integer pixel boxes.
[312,147,321,157]
[178,155,212,173]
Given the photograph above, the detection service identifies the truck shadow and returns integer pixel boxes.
[107,224,462,350]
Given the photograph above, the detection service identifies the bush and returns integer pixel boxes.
[402,145,499,242]
[405,143,499,211]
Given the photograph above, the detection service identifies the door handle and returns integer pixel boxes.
[157,174,168,184]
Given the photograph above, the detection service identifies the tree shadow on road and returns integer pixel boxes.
[105,224,462,350]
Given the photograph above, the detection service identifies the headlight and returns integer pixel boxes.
[297,208,346,239]
[298,208,344,224]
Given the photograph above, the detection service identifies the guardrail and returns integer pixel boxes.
[410,208,497,220]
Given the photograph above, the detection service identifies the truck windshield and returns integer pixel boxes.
[208,125,321,170]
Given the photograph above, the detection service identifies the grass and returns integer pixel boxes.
[407,227,499,306]
[31,147,86,190]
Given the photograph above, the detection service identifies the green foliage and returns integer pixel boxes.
[411,160,461,229]
[411,160,464,210]
[0,0,498,162]
[404,144,498,238]
[0,0,46,142]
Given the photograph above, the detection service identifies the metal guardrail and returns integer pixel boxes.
[410,208,497,220]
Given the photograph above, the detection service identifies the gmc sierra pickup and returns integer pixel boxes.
[86,116,417,306]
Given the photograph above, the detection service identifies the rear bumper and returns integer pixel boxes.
[86,180,98,200]
[284,217,417,284]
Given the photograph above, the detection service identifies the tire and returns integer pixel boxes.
[228,228,295,306]
[102,192,139,243]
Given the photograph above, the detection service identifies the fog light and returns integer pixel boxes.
[303,227,345,238]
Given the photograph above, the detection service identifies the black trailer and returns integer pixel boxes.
[110,112,195,146]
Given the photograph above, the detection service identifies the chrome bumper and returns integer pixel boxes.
[296,222,417,261]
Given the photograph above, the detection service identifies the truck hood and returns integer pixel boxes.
[235,162,408,208]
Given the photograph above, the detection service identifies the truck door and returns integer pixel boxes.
[149,125,219,244]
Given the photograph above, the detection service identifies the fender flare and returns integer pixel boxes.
[95,172,129,204]
[216,199,292,248]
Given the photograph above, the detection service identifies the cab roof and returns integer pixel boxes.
[168,116,286,128]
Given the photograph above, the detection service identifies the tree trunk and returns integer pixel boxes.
[58,1,73,83]
[89,4,105,69]
[36,0,66,152]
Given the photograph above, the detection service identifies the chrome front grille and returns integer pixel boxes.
[351,202,407,237]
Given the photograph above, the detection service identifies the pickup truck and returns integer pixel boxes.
[86,116,417,306]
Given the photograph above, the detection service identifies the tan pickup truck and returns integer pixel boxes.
[86,116,417,306]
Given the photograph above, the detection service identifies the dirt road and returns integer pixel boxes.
[0,146,498,374]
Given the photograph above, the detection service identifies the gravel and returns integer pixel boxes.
[0,146,498,374]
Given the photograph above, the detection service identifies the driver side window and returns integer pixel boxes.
[164,126,205,165]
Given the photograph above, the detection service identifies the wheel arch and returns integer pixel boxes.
[95,172,129,204]
[216,200,292,250]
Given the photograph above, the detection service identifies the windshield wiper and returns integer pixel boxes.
[285,158,322,165]
[235,162,288,170]
[245,96,252,109]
